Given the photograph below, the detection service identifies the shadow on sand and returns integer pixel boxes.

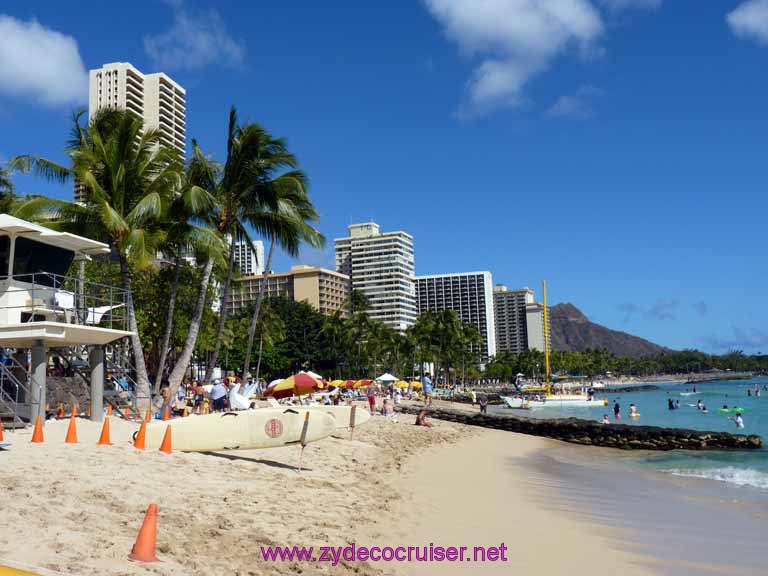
[200,451,310,471]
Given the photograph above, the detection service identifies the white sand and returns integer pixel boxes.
[0,413,651,575]
[364,430,654,575]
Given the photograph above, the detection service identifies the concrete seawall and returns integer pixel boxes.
[398,404,763,451]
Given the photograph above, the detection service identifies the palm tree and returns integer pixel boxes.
[0,163,14,195]
[251,299,285,383]
[11,108,181,412]
[203,107,287,383]
[163,143,226,401]
[153,147,221,392]
[320,310,347,378]
[241,172,325,380]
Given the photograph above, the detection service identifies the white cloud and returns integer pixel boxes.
[0,15,87,106]
[598,0,661,11]
[727,0,768,45]
[423,0,604,116]
[144,1,244,70]
[547,84,603,117]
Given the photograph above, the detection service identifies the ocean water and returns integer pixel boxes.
[497,377,768,492]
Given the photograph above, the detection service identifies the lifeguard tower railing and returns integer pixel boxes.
[0,271,135,425]
[0,271,129,331]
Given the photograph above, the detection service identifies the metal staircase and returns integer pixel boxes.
[0,354,42,429]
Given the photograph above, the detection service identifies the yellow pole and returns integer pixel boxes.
[542,280,551,396]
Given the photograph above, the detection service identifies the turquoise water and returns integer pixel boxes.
[504,377,768,491]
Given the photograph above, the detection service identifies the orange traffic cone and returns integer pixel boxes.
[56,404,64,419]
[97,417,112,446]
[85,406,91,418]
[65,413,78,444]
[0,419,4,442]
[31,416,44,443]
[71,404,79,418]
[162,405,170,421]
[134,420,147,450]
[128,504,160,563]
[107,405,113,417]
[144,408,151,423]
[159,425,172,454]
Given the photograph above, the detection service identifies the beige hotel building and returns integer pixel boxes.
[227,265,349,317]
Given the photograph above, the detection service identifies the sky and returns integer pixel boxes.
[1,0,767,354]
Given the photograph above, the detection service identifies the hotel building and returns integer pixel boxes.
[493,285,531,354]
[335,222,417,331]
[227,265,349,317]
[415,272,496,360]
[525,301,550,353]
[232,231,264,276]
[83,62,186,201]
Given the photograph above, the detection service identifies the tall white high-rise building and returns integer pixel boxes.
[233,231,264,276]
[416,272,496,360]
[335,222,416,331]
[82,62,186,201]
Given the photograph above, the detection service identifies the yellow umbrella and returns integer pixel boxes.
[410,381,423,390]
[329,379,346,388]
[265,373,323,398]
[395,380,410,389]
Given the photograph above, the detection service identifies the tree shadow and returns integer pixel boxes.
[200,451,310,471]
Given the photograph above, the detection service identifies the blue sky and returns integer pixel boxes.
[1,0,767,353]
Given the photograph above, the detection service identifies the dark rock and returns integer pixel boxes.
[396,405,763,451]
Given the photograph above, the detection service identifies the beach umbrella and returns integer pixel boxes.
[329,379,346,388]
[354,379,373,389]
[300,370,324,381]
[410,381,423,390]
[376,373,398,384]
[344,379,357,389]
[265,373,324,399]
[395,380,410,389]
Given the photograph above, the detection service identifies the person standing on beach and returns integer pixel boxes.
[210,379,227,412]
[367,380,377,414]
[422,373,433,406]
[479,394,488,414]
[613,401,621,420]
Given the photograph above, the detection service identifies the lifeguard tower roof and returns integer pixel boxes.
[0,214,131,347]
[0,214,110,256]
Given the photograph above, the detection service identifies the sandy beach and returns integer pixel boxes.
[0,412,651,576]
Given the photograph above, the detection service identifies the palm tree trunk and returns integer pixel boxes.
[166,258,215,401]
[154,254,182,393]
[119,254,151,413]
[205,234,237,382]
[242,236,275,380]
[255,335,264,382]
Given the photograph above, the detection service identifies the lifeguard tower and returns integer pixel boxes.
[0,214,133,427]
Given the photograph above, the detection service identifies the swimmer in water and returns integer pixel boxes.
[602,414,610,425]
[613,401,621,420]
[696,400,702,410]
[702,405,708,414]
[730,413,745,429]
[629,403,637,417]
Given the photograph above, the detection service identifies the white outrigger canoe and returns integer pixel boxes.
[501,395,608,410]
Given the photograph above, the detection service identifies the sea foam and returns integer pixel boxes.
[665,467,768,490]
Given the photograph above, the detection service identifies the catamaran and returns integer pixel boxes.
[501,280,607,410]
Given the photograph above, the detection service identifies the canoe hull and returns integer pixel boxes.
[144,409,336,452]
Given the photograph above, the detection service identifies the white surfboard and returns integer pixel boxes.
[284,405,372,430]
[142,409,336,452]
